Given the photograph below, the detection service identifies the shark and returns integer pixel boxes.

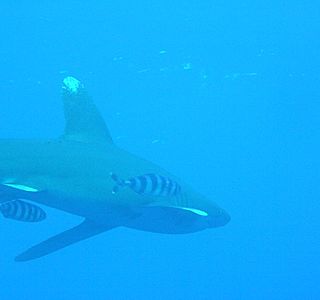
[0,76,230,262]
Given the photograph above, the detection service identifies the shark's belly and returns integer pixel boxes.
[36,190,132,222]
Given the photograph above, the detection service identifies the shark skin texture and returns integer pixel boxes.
[0,76,230,262]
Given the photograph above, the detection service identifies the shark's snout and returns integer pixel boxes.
[208,209,231,228]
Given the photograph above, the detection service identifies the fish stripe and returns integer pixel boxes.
[152,175,162,196]
[160,176,168,196]
[35,207,41,221]
[144,175,153,194]
[149,174,158,193]
[167,180,173,196]
[137,176,147,194]
[17,200,25,220]
[22,201,29,221]
[27,204,34,221]
[10,200,18,218]
[172,182,177,196]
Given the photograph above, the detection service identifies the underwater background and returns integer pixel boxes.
[0,1,319,299]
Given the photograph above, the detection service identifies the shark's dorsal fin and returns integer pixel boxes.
[61,76,113,144]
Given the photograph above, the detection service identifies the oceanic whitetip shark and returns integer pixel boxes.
[0,76,230,262]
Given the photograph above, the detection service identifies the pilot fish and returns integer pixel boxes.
[0,200,46,222]
[111,173,182,197]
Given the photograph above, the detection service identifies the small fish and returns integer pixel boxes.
[0,200,46,222]
[111,173,181,197]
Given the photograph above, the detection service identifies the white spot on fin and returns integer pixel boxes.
[3,184,38,192]
[62,76,82,94]
[180,207,208,217]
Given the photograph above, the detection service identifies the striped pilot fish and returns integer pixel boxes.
[0,199,46,222]
[110,173,182,198]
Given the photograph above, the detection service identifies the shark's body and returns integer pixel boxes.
[1,77,230,261]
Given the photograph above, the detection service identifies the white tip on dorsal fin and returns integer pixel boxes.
[63,76,82,94]
[61,76,113,144]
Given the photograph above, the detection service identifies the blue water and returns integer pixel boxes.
[1,1,319,299]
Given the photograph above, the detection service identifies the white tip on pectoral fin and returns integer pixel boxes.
[3,183,39,193]
[180,207,208,217]
[147,202,209,217]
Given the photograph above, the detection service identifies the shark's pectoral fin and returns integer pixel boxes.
[15,219,115,262]
[61,76,113,144]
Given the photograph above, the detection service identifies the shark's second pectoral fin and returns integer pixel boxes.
[15,219,116,262]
